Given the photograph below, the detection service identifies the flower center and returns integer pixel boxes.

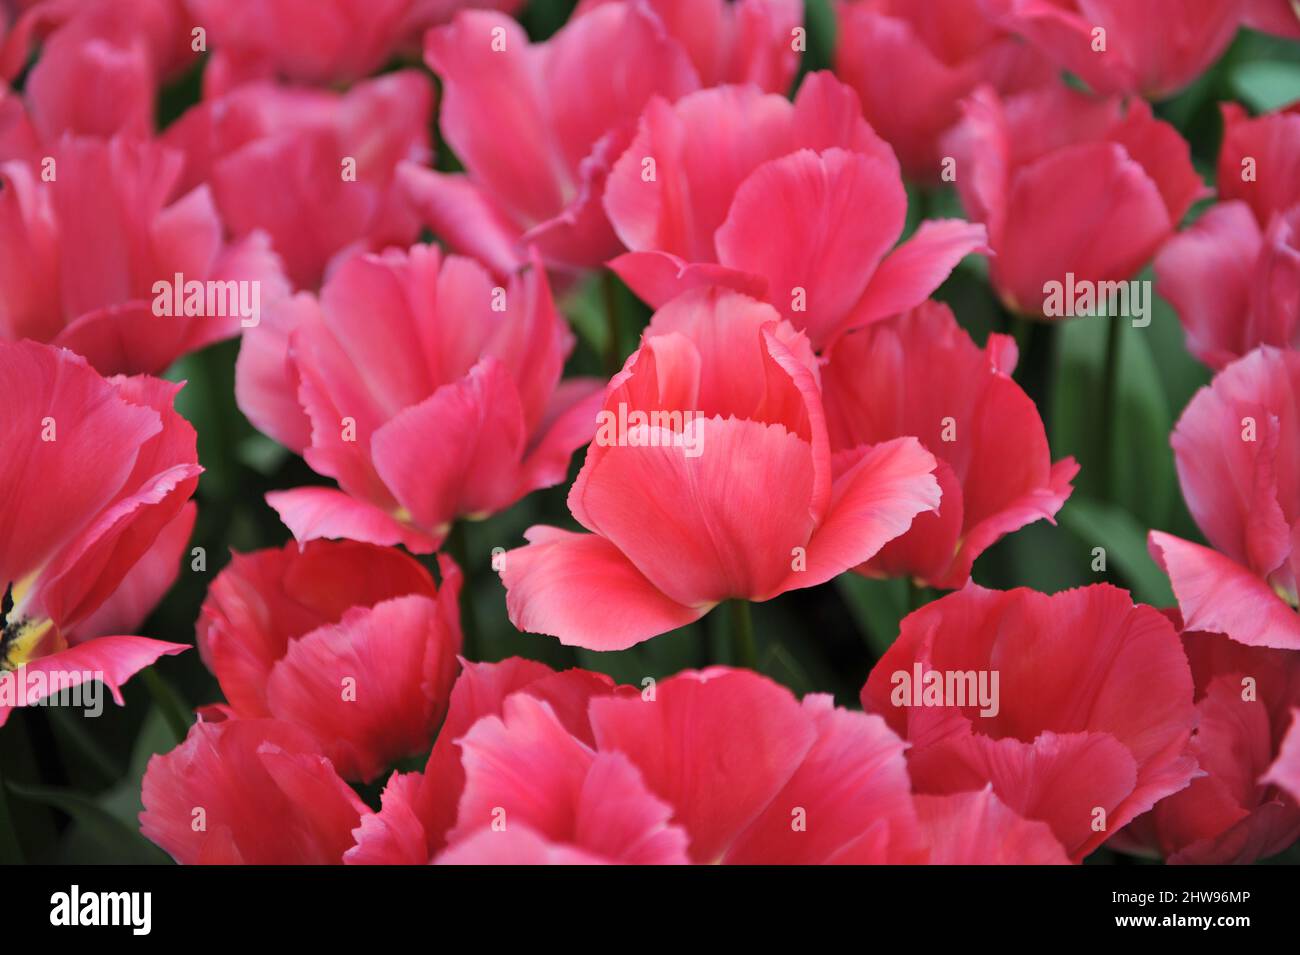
[0,581,52,672]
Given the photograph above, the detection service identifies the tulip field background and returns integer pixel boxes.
[3,0,1300,867]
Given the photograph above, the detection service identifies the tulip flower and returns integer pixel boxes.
[575,0,803,93]
[981,0,1244,100]
[140,717,369,864]
[401,4,699,277]
[1265,711,1300,804]
[1117,617,1300,864]
[863,584,1197,860]
[1245,0,1300,37]
[0,135,289,375]
[822,301,1077,588]
[237,244,602,552]
[186,0,529,94]
[164,71,433,289]
[945,82,1206,317]
[156,659,1067,864]
[1150,346,1300,650]
[604,71,988,350]
[1156,104,1300,369]
[0,339,199,727]
[834,0,1055,181]
[348,657,633,864]
[197,540,463,782]
[0,0,194,136]
[430,665,1066,864]
[501,287,941,650]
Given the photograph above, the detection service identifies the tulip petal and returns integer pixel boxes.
[786,437,941,593]
[914,787,1071,865]
[715,147,906,348]
[1150,531,1300,650]
[0,635,188,728]
[266,486,441,553]
[502,526,708,650]
[589,668,817,863]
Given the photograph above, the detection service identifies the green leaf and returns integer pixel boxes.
[139,668,193,745]
[1231,60,1300,113]
[802,0,836,78]
[1058,496,1174,606]
[835,574,908,659]
[1110,318,1177,528]
[0,771,23,864]
[6,781,168,864]
[1051,312,1176,530]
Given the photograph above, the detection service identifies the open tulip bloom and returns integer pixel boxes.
[4,0,1300,885]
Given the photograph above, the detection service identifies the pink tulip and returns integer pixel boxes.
[575,0,803,92]
[238,244,602,552]
[1,0,194,135]
[164,71,432,289]
[197,541,462,782]
[401,5,699,278]
[501,287,942,650]
[438,668,928,864]
[981,0,1244,99]
[604,71,988,350]
[1265,711,1300,804]
[835,0,1055,181]
[187,0,409,91]
[348,657,633,864]
[1156,104,1300,368]
[159,658,1065,864]
[429,665,1066,864]
[1245,0,1300,37]
[822,301,1077,589]
[0,340,199,727]
[945,82,1206,316]
[187,0,530,94]
[0,134,290,375]
[1150,346,1300,651]
[1118,617,1300,864]
[863,585,1197,861]
[140,716,369,864]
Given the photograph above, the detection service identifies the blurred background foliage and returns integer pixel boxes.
[4,0,1300,864]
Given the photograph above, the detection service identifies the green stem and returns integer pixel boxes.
[602,271,622,377]
[140,667,191,745]
[907,579,928,614]
[727,600,757,670]
[0,766,22,864]
[1010,315,1059,439]
[1099,317,1123,496]
[445,521,480,662]
[48,708,120,784]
